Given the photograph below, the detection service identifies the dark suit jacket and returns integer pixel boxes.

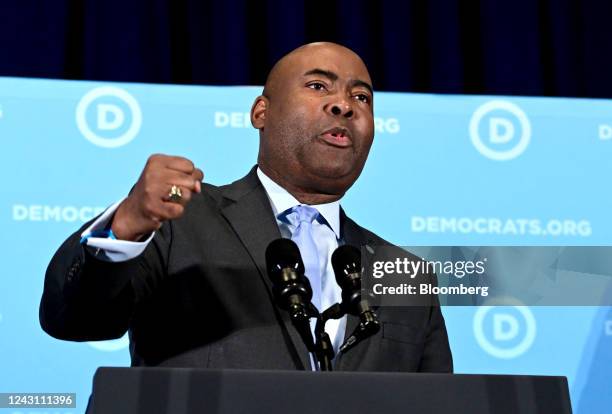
[40,167,453,372]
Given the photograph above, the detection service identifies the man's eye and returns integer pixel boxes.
[307,82,326,91]
[355,94,370,104]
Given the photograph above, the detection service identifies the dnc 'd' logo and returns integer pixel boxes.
[469,100,531,161]
[473,299,536,359]
[76,86,142,148]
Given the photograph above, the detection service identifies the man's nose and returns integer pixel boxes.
[325,99,354,118]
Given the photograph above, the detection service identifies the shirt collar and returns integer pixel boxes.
[257,167,341,238]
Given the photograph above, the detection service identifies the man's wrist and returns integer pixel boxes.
[111,220,147,242]
[110,202,147,241]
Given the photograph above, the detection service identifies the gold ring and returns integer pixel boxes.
[168,185,183,202]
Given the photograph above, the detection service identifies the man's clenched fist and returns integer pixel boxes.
[111,154,204,241]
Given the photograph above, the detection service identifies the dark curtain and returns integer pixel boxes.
[1,0,611,98]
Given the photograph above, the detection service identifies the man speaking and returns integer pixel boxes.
[40,42,452,372]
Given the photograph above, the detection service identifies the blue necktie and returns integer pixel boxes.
[285,205,322,312]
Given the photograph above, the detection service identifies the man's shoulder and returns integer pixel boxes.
[200,181,224,202]
[343,214,391,246]
[192,167,262,208]
[200,167,262,203]
[343,213,422,262]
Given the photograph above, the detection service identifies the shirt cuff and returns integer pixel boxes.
[80,199,155,262]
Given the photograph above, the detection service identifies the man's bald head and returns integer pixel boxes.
[250,42,375,204]
[263,42,371,100]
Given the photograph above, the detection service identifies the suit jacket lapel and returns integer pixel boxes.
[219,166,311,370]
[219,167,280,289]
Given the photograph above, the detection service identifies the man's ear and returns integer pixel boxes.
[250,95,268,130]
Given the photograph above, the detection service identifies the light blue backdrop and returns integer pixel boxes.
[0,77,610,413]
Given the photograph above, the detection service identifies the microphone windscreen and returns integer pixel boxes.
[331,245,361,285]
[265,238,305,281]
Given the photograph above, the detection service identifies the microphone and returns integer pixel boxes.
[265,238,316,352]
[265,238,314,321]
[332,245,380,353]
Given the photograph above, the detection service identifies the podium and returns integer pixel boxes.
[89,367,572,414]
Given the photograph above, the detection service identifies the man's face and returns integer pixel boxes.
[254,43,375,197]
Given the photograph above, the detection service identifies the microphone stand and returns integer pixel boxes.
[312,303,346,371]
[308,301,380,370]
